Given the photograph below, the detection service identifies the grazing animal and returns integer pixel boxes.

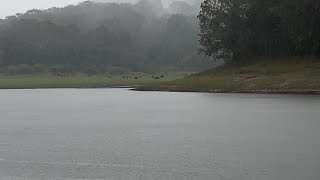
[57,73,69,78]
[160,75,164,78]
[134,77,138,80]
[155,77,160,80]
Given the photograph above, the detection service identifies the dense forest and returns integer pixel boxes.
[198,0,320,63]
[0,0,210,75]
[1,0,319,75]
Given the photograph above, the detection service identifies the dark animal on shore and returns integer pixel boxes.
[57,73,69,78]
[160,75,164,78]
[155,77,160,80]
[134,77,138,80]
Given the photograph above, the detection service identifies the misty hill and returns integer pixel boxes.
[168,1,201,15]
[0,0,210,75]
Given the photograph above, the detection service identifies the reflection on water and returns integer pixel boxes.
[0,89,319,180]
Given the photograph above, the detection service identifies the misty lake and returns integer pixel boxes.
[0,88,319,180]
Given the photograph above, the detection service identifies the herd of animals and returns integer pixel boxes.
[55,73,193,79]
[122,75,165,80]
[55,73,166,79]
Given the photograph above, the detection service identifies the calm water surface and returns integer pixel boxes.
[0,88,319,180]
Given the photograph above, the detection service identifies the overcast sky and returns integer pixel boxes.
[0,0,83,18]
[0,0,173,19]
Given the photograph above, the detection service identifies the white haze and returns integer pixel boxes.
[0,0,177,19]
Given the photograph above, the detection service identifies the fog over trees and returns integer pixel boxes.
[1,0,317,75]
[0,0,210,75]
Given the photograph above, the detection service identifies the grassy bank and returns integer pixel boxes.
[136,57,320,94]
[0,72,189,89]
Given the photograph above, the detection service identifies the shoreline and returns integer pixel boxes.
[133,86,320,95]
[0,85,319,95]
[0,85,139,90]
[132,57,320,95]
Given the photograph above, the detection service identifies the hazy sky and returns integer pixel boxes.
[0,0,173,19]
[0,0,82,18]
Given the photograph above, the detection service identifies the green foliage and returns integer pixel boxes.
[198,0,320,62]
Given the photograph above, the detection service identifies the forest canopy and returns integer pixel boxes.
[0,0,209,75]
[198,0,320,62]
[1,0,317,75]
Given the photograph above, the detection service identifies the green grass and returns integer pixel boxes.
[2,57,319,93]
[0,72,191,89]
[138,57,320,93]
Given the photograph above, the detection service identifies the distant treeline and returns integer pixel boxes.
[198,0,320,62]
[0,1,210,74]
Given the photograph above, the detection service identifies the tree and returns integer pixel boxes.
[198,0,320,62]
[198,0,250,61]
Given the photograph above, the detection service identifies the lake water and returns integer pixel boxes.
[0,88,319,180]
